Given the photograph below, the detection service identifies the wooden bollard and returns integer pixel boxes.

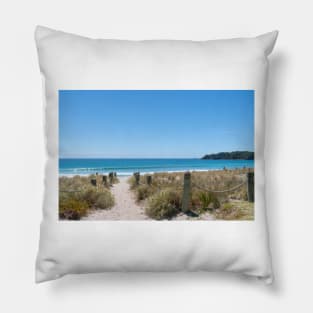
[109,172,114,185]
[113,172,117,177]
[134,172,140,185]
[182,172,191,213]
[247,172,254,202]
[146,175,152,185]
[91,178,97,187]
[102,175,108,186]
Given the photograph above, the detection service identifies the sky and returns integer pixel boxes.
[59,90,254,158]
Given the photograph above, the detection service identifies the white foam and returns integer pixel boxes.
[58,168,238,178]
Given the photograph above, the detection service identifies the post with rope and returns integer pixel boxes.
[247,172,254,202]
[182,171,191,213]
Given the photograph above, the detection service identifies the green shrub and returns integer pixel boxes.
[145,188,181,220]
[80,188,99,207]
[59,198,88,220]
[95,191,115,209]
[198,192,211,209]
[59,175,116,220]
[198,192,220,210]
[77,188,114,209]
[128,176,137,189]
[213,201,253,220]
[136,185,153,201]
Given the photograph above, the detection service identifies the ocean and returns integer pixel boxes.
[59,158,254,176]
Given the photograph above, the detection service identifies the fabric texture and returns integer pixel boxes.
[35,26,278,283]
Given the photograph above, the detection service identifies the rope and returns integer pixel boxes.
[191,179,246,194]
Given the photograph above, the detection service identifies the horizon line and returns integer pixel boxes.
[59,153,255,160]
[59,157,202,159]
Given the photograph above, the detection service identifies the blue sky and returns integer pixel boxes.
[59,90,254,158]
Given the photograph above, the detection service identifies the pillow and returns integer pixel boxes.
[35,26,278,283]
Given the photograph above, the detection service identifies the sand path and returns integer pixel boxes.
[83,176,214,221]
[83,176,149,221]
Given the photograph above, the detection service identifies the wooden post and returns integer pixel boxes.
[247,172,254,202]
[109,172,113,185]
[146,175,152,185]
[113,172,117,178]
[134,172,140,185]
[182,171,191,213]
[102,175,108,186]
[91,178,97,187]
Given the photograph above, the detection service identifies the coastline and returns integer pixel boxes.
[59,167,254,177]
[59,158,254,177]
[59,167,254,221]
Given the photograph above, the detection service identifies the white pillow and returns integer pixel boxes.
[35,26,278,283]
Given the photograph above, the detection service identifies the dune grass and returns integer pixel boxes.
[145,188,181,220]
[128,168,253,220]
[59,175,115,220]
[213,200,254,220]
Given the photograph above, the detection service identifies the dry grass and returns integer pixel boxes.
[129,168,254,220]
[213,201,254,220]
[59,175,115,220]
[146,188,181,220]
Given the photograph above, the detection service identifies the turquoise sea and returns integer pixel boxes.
[59,158,254,176]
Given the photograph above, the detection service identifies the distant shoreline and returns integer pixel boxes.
[202,151,254,160]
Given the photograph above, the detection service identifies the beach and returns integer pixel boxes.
[59,158,254,176]
[60,168,253,221]
[81,176,215,221]
[58,91,254,221]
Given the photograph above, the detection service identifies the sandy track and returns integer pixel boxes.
[83,176,150,221]
[83,176,214,221]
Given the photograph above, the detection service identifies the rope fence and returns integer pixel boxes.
[182,171,254,212]
[60,172,119,194]
[131,170,254,213]
[61,171,254,214]
[191,179,246,194]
